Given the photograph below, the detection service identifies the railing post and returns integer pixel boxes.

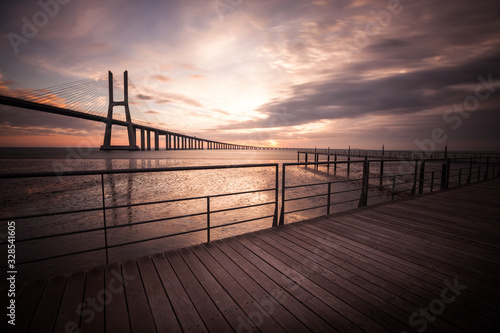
[440,162,447,190]
[446,159,451,189]
[100,174,109,265]
[278,164,286,226]
[411,160,418,195]
[207,196,210,242]
[273,165,279,227]
[477,166,481,183]
[467,158,472,184]
[347,155,351,178]
[327,154,330,175]
[327,182,331,215]
[379,160,384,189]
[458,168,462,186]
[358,159,369,207]
[391,175,396,200]
[334,154,337,175]
[430,171,435,192]
[484,157,489,181]
[418,160,425,194]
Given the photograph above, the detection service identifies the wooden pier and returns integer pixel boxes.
[2,179,500,332]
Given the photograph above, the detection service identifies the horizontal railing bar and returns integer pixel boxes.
[285,186,364,203]
[330,188,363,195]
[284,177,364,190]
[1,206,104,223]
[1,188,276,222]
[105,212,208,230]
[329,197,362,206]
[210,201,275,214]
[1,226,106,245]
[285,204,329,215]
[284,161,365,167]
[5,202,278,244]
[285,193,327,202]
[209,188,276,199]
[210,215,275,230]
[0,163,279,179]
[107,227,209,249]
[9,246,107,267]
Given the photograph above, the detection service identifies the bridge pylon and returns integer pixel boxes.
[100,70,140,150]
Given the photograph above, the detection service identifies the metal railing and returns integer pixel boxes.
[2,158,498,270]
[278,158,500,225]
[297,148,500,162]
[0,164,279,267]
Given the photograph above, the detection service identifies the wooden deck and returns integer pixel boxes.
[3,179,500,332]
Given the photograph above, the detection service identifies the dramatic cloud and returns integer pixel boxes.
[0,0,499,149]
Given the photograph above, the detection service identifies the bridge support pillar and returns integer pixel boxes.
[140,128,145,150]
[100,71,140,150]
[147,131,151,150]
[154,131,159,150]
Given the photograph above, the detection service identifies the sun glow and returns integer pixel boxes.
[267,139,278,147]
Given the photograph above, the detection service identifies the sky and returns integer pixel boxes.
[0,0,499,151]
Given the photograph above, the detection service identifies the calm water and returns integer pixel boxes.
[0,148,418,282]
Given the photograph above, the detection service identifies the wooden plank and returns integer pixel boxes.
[183,245,290,332]
[338,213,500,276]
[177,246,263,332]
[249,231,414,332]
[79,266,105,333]
[236,234,388,332]
[219,237,363,333]
[164,250,233,333]
[137,256,181,333]
[28,275,67,333]
[276,226,470,333]
[52,271,86,333]
[349,210,500,265]
[151,253,207,332]
[104,262,131,333]
[11,278,46,332]
[201,241,335,332]
[121,259,157,332]
[299,221,500,328]
[316,216,500,305]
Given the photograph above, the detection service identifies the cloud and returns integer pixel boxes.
[180,63,209,72]
[136,94,154,100]
[154,92,204,108]
[151,74,170,82]
[1,0,500,149]
[211,108,230,116]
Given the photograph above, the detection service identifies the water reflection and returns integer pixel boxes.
[1,152,451,283]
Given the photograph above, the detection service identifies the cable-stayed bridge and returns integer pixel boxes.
[0,71,287,150]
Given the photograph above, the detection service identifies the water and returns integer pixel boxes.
[0,148,446,282]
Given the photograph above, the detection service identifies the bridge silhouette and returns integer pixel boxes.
[0,71,288,151]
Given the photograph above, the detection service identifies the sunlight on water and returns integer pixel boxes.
[0,148,451,282]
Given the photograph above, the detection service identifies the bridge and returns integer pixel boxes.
[0,71,292,151]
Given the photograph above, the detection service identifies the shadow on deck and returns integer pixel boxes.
[2,179,500,332]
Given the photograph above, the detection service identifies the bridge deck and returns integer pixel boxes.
[3,179,500,332]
